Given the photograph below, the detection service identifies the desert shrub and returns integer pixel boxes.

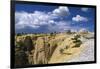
[71,34,81,42]
[66,30,71,34]
[66,53,72,55]
[71,38,76,40]
[50,32,54,36]
[59,48,64,54]
[50,32,56,37]
[71,34,82,48]
[15,41,25,51]
[16,33,22,36]
[65,45,69,49]
[72,41,82,48]
[73,40,81,43]
[32,36,37,40]
[17,41,24,47]
[74,35,80,39]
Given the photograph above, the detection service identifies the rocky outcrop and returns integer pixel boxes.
[15,33,83,66]
[34,37,48,64]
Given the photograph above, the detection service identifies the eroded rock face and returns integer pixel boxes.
[15,33,83,66]
[49,40,58,58]
[28,52,34,64]
[34,37,48,64]
[15,49,28,66]
[15,35,57,65]
[15,36,34,65]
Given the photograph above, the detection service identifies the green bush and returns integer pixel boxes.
[65,45,69,49]
[59,49,64,54]
[72,41,82,48]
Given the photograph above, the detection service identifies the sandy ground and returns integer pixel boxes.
[49,35,94,63]
[67,39,94,62]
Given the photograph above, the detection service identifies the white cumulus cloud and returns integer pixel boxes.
[53,6,69,16]
[15,11,57,29]
[15,6,70,30]
[72,15,88,22]
[16,6,86,32]
[48,21,72,32]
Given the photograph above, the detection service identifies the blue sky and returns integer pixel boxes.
[15,3,95,33]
